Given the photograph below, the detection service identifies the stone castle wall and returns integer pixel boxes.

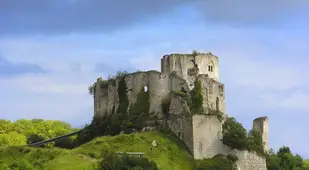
[161,53,219,90]
[192,114,229,159]
[167,95,194,152]
[232,150,267,170]
[94,71,189,118]
[198,74,226,114]
[192,114,267,170]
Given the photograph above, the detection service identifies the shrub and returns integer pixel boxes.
[222,117,248,150]
[96,150,158,170]
[226,154,238,163]
[222,117,266,156]
[190,79,203,114]
[27,134,45,144]
[266,146,308,170]
[247,130,264,156]
[195,154,237,170]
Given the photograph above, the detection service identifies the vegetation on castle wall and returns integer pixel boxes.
[171,50,199,57]
[194,153,238,170]
[190,79,203,114]
[207,109,224,122]
[222,117,248,150]
[161,79,203,117]
[116,75,129,114]
[76,72,131,145]
[78,71,154,144]
[222,117,266,156]
[126,87,150,132]
[88,82,96,95]
[116,71,129,78]
[192,50,198,57]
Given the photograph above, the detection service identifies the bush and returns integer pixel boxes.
[195,154,237,170]
[247,130,264,156]
[222,117,266,156]
[222,117,248,150]
[226,154,238,162]
[266,146,308,170]
[27,134,45,144]
[96,150,158,170]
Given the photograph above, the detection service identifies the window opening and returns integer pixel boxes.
[144,86,148,92]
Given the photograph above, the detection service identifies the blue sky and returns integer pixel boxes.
[1,0,309,157]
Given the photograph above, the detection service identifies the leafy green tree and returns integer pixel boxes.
[247,129,264,155]
[0,119,77,148]
[266,146,307,170]
[0,120,12,134]
[0,132,27,147]
[222,117,248,150]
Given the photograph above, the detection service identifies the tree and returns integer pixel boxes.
[266,146,306,170]
[222,117,248,150]
[0,132,27,147]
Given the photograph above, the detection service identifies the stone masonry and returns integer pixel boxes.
[93,52,268,170]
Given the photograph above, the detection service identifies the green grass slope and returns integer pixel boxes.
[0,131,194,170]
[305,159,309,169]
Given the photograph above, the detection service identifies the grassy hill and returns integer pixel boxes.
[0,131,195,170]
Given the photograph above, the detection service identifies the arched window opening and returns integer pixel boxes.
[144,86,148,92]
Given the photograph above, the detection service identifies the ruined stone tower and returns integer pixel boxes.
[161,52,219,90]
[161,52,225,115]
[253,117,269,152]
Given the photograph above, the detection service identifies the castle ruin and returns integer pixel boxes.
[93,52,268,170]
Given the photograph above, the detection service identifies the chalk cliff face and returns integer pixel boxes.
[93,52,268,170]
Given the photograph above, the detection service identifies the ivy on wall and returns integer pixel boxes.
[126,86,151,131]
[189,79,203,114]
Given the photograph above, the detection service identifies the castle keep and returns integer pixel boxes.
[93,52,268,170]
